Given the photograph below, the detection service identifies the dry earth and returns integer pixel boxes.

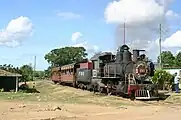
[0,81,181,120]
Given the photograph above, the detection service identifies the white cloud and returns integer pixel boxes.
[73,41,99,53]
[0,16,33,47]
[162,30,181,48]
[104,0,180,61]
[105,0,165,25]
[71,32,83,42]
[56,12,81,19]
[166,10,179,18]
[71,32,99,54]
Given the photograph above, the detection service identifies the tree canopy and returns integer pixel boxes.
[19,65,33,82]
[0,64,47,82]
[44,46,88,67]
[157,51,181,68]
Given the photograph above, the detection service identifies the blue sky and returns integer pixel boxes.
[0,0,180,70]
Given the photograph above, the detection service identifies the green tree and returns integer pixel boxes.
[34,71,45,79]
[44,46,88,67]
[157,51,175,67]
[0,64,21,74]
[175,52,181,67]
[19,65,33,82]
[44,66,52,78]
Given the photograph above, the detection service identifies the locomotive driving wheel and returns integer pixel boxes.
[98,85,104,93]
[106,81,113,96]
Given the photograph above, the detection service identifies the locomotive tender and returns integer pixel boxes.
[51,45,159,100]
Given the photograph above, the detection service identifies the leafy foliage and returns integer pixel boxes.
[152,70,173,89]
[34,71,46,79]
[0,64,20,73]
[157,51,175,67]
[44,46,88,67]
[0,64,48,82]
[44,66,53,78]
[175,52,181,66]
[19,65,33,82]
[157,51,181,68]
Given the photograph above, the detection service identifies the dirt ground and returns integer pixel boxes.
[1,100,181,120]
[1,81,181,120]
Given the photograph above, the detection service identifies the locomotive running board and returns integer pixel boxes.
[135,97,159,100]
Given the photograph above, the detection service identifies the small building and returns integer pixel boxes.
[0,69,22,92]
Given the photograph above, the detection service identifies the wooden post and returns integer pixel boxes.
[15,76,18,92]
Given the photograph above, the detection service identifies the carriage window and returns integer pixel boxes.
[70,68,73,74]
[66,70,69,74]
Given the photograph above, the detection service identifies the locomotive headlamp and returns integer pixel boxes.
[136,64,146,74]
[135,63,148,77]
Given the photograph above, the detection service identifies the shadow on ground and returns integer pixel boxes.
[19,83,40,93]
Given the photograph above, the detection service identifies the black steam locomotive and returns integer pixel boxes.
[52,44,159,100]
[76,45,159,100]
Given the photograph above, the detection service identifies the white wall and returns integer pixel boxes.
[164,69,181,75]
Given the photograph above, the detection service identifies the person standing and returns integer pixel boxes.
[174,72,180,93]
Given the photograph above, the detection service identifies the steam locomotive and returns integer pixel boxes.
[51,45,159,100]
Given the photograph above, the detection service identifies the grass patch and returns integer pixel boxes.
[164,93,181,104]
[0,81,134,107]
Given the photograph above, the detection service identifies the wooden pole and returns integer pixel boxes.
[32,56,36,81]
[15,76,18,92]
[159,24,162,69]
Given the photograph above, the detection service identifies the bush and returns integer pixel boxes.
[152,69,173,90]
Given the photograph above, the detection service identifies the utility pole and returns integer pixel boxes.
[159,24,162,69]
[123,22,126,45]
[32,56,36,81]
[34,56,36,72]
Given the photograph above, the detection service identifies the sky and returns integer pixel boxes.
[0,0,181,71]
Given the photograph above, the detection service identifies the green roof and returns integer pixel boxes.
[0,69,22,77]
